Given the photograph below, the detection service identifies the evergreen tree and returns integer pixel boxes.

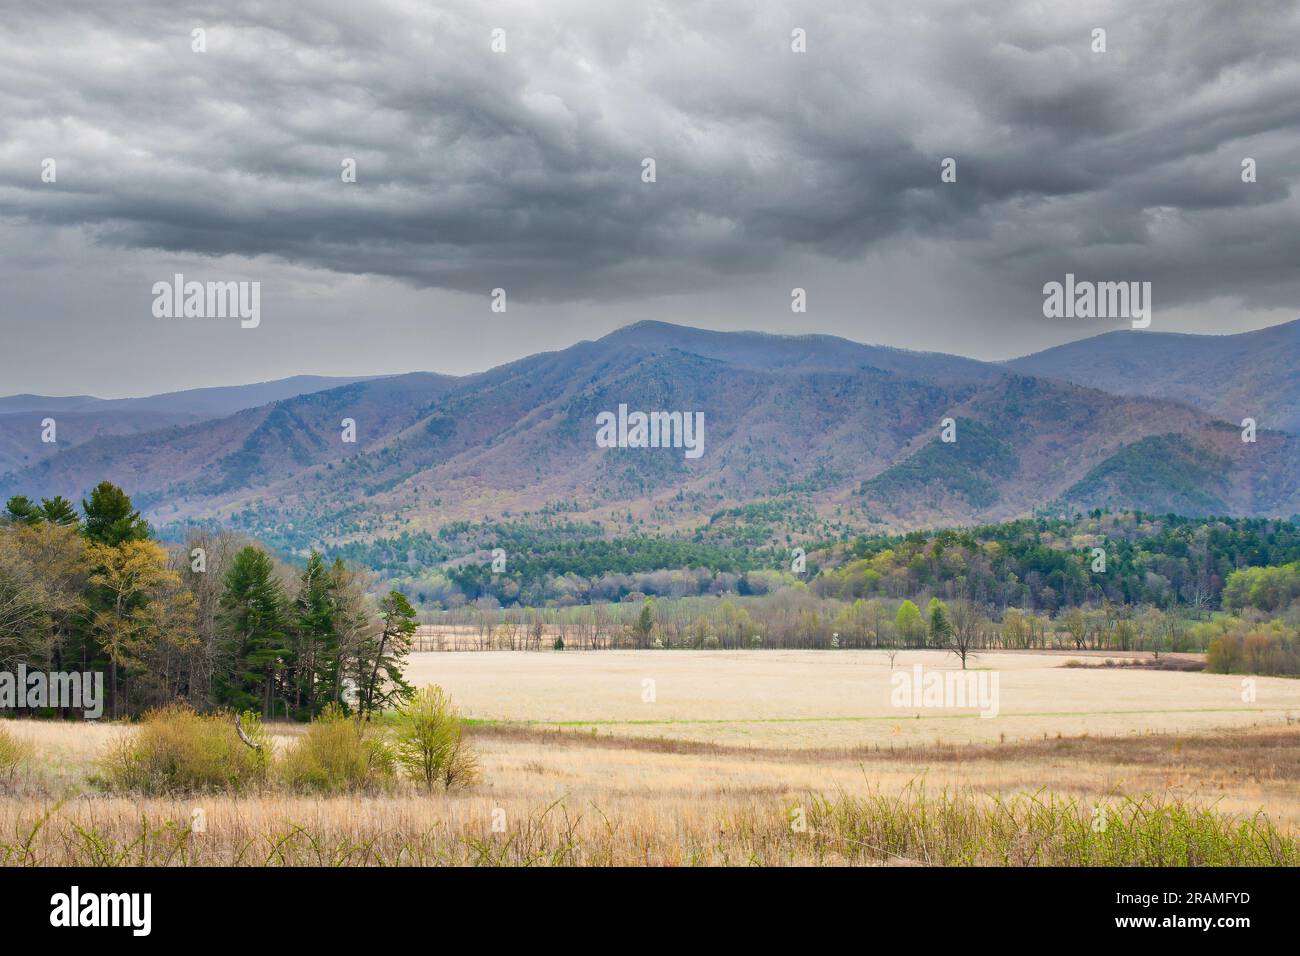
[217,546,291,717]
[356,591,416,716]
[632,599,654,648]
[292,551,335,716]
[40,496,79,526]
[6,495,81,528]
[3,495,41,524]
[927,597,951,644]
[81,482,149,545]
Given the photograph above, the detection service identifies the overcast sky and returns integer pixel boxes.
[1,0,1298,397]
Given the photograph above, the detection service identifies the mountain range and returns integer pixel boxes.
[0,376,374,477]
[1,321,1296,554]
[1006,320,1300,434]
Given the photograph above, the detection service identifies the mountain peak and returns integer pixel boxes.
[1008,318,1300,432]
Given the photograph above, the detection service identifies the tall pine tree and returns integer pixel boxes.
[217,546,291,717]
[292,552,336,717]
[355,590,416,716]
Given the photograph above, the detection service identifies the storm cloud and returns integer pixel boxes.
[1,0,1297,394]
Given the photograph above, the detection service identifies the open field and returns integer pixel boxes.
[404,649,1300,748]
[1,650,1297,865]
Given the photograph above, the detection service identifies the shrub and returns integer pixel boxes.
[392,686,479,791]
[98,705,268,795]
[0,724,32,781]
[1206,628,1300,676]
[280,703,394,793]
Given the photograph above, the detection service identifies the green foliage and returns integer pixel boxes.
[631,600,654,647]
[81,481,150,545]
[927,598,950,641]
[1221,562,1300,614]
[809,788,1297,866]
[702,497,827,548]
[292,551,338,713]
[895,600,925,644]
[1064,435,1230,515]
[40,496,79,526]
[97,704,268,795]
[318,517,788,607]
[860,419,1018,509]
[392,686,479,791]
[4,496,40,524]
[217,546,291,716]
[5,495,80,528]
[0,725,33,781]
[279,703,394,793]
[5,478,415,724]
[356,590,416,715]
[443,530,777,604]
[823,511,1300,612]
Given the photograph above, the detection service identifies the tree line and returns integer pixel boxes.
[318,510,1300,615]
[816,511,1300,613]
[1,484,416,719]
[426,580,1300,675]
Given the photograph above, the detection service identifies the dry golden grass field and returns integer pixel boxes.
[407,648,1300,747]
[1,650,1297,865]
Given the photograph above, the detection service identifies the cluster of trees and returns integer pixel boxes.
[1204,620,1300,677]
[3,484,189,718]
[325,519,787,607]
[325,510,1300,617]
[1221,562,1300,614]
[10,481,1300,698]
[1,483,416,719]
[816,512,1300,613]
[425,584,1286,660]
[215,546,417,719]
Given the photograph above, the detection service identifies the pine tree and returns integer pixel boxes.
[217,546,291,717]
[81,482,149,545]
[3,495,41,524]
[40,496,79,526]
[292,551,335,716]
[927,597,951,645]
[632,600,654,648]
[4,495,80,527]
[357,590,416,716]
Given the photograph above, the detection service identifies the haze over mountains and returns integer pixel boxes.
[1007,319,1300,434]
[1,321,1296,554]
[0,376,374,476]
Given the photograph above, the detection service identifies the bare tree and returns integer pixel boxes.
[944,591,983,670]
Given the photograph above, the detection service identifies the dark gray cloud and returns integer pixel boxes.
[0,0,1297,395]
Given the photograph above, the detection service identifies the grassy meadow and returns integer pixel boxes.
[1,649,1297,866]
